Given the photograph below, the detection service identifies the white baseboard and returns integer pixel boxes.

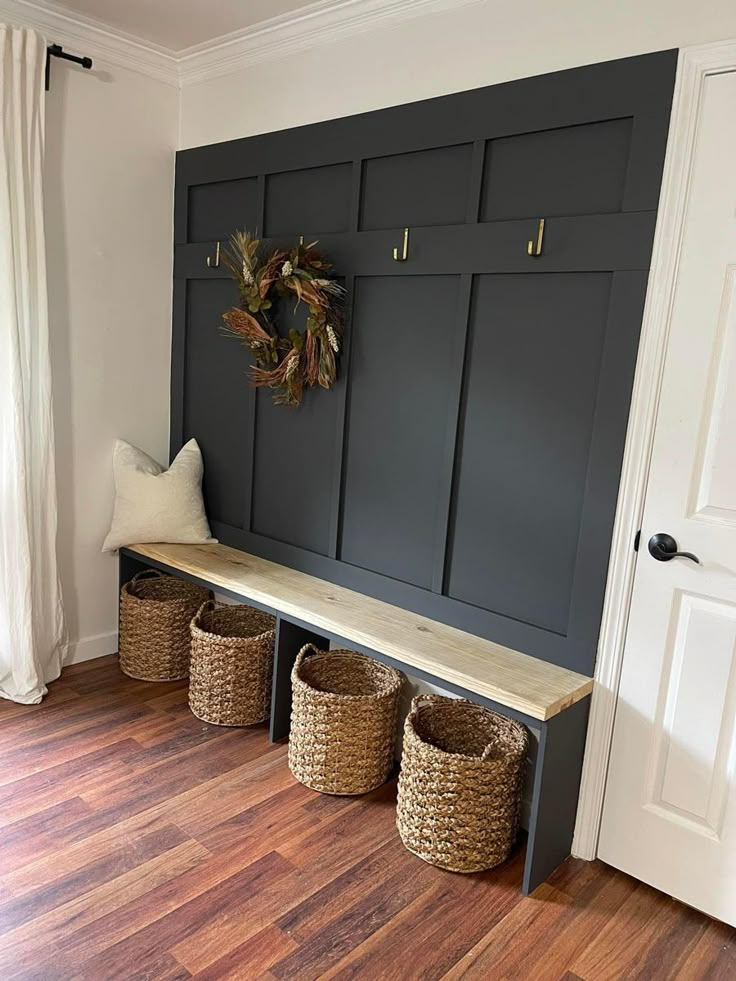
[65,631,119,665]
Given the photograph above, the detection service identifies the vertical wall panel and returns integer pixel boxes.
[251,388,338,555]
[251,299,338,554]
[340,275,460,587]
[183,279,253,528]
[446,272,612,634]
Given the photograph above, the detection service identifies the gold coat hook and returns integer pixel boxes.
[527,219,545,257]
[393,227,409,262]
[298,235,304,245]
[206,241,221,268]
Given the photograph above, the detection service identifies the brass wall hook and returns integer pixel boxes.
[393,227,409,262]
[527,219,545,257]
[206,241,221,268]
[298,235,304,246]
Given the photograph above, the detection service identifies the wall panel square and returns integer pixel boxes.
[188,178,259,243]
[481,118,633,221]
[264,163,352,236]
[360,144,473,230]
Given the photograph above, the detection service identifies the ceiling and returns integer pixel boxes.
[49,0,321,52]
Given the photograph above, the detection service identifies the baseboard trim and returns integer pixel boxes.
[65,631,118,666]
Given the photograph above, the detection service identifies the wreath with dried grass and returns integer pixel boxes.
[221,230,345,407]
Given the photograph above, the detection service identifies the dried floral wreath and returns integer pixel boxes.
[221,230,345,407]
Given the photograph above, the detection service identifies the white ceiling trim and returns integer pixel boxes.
[0,0,179,85]
[0,0,484,89]
[177,0,486,86]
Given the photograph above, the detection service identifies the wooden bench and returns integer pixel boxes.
[120,542,593,894]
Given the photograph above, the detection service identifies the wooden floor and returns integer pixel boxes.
[0,657,732,981]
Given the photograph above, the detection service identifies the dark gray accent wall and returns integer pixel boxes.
[171,50,677,674]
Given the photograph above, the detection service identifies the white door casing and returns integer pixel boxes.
[572,38,736,865]
[597,66,736,925]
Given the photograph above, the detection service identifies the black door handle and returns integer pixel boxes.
[647,533,700,564]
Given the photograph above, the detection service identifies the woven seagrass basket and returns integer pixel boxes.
[396,694,529,872]
[189,601,276,726]
[288,644,404,795]
[119,570,211,682]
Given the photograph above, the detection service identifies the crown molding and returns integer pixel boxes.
[0,0,484,89]
[177,0,486,87]
[0,0,179,85]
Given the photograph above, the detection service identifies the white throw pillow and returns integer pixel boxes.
[102,439,217,552]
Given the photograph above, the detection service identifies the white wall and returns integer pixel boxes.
[179,0,736,148]
[44,58,177,662]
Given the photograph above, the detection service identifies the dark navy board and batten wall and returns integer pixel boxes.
[171,50,677,676]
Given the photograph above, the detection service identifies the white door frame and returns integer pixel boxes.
[572,37,736,861]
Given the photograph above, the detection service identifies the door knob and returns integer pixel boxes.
[647,533,700,564]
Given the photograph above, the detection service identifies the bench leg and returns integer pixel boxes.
[522,696,590,894]
[270,618,330,742]
[119,551,151,594]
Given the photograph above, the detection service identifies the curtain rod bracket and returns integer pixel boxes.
[45,44,93,91]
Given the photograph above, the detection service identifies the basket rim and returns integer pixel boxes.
[122,578,208,603]
[190,605,276,643]
[292,647,403,701]
[190,622,276,644]
[404,704,529,764]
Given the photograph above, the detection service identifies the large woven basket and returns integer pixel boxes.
[288,645,404,796]
[396,694,529,872]
[119,570,211,682]
[189,600,276,726]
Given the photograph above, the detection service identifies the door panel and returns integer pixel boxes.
[600,69,736,926]
[183,279,253,528]
[692,268,736,523]
[481,118,633,221]
[653,592,736,830]
[447,272,611,634]
[340,275,460,587]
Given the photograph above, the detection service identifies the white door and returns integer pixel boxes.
[599,67,736,925]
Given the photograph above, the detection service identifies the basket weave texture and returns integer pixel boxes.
[396,694,529,872]
[189,601,276,726]
[288,645,404,796]
[119,570,211,682]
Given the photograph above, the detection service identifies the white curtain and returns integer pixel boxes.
[0,26,66,703]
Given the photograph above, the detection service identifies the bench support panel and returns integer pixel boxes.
[270,618,330,742]
[523,695,590,894]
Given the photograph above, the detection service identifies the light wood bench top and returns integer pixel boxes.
[126,542,593,722]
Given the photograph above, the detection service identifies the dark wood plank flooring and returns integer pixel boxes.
[0,655,732,980]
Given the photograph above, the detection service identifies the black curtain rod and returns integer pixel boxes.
[45,44,93,91]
